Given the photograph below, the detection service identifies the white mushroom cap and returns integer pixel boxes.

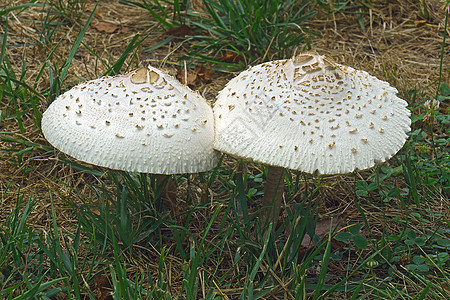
[42,66,219,174]
[213,51,411,174]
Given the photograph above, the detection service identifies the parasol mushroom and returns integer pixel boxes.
[42,66,219,207]
[213,50,411,226]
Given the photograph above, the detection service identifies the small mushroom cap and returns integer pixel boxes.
[213,51,411,174]
[42,66,219,174]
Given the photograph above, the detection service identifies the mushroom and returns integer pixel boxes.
[213,51,411,226]
[42,66,219,206]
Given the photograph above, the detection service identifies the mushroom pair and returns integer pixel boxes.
[213,51,411,225]
[42,51,411,226]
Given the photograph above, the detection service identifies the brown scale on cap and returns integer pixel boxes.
[130,68,148,84]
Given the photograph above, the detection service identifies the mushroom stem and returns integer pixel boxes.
[154,174,177,212]
[262,165,285,228]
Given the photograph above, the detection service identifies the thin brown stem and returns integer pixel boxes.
[262,165,285,228]
[155,174,177,213]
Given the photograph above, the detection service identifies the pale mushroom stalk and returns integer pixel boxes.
[213,51,411,231]
[42,66,219,212]
[262,165,285,225]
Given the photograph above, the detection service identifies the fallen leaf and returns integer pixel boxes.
[194,65,214,83]
[301,217,344,246]
[93,21,127,34]
[176,64,214,87]
[177,67,198,87]
[117,27,130,34]
[166,24,193,38]
[220,51,244,63]
[92,274,112,300]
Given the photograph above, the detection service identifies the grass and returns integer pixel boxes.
[123,0,316,69]
[184,0,316,68]
[1,0,449,298]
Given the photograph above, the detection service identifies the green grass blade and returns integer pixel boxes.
[0,21,7,66]
[415,280,431,300]
[59,2,98,82]
[108,33,149,75]
[245,223,272,299]
[0,3,43,17]
[139,0,175,28]
[320,246,387,298]
[312,221,332,300]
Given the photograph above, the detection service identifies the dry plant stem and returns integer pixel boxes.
[262,165,285,227]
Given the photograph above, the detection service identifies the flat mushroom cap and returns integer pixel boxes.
[213,51,411,174]
[42,66,219,174]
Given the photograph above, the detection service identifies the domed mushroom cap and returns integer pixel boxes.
[42,66,219,174]
[214,51,411,174]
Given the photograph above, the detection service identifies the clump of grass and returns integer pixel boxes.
[45,0,87,25]
[0,190,65,298]
[406,0,450,195]
[315,0,372,30]
[68,170,168,253]
[185,0,316,68]
[120,0,189,28]
[33,1,85,49]
[123,0,316,69]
